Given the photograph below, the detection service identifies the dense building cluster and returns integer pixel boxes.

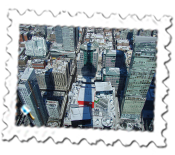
[16,25,157,131]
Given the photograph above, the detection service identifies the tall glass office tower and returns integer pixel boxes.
[121,36,157,120]
[18,68,48,126]
[55,26,79,51]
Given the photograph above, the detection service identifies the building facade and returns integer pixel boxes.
[17,68,49,126]
[120,36,157,120]
[47,27,53,38]
[55,26,63,44]
[102,67,120,91]
[55,26,79,51]
[45,100,61,127]
[35,69,53,90]
[77,51,84,75]
[25,36,48,58]
[102,50,116,68]
[44,60,70,91]
[34,59,72,91]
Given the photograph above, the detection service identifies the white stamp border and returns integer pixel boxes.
[2,10,171,146]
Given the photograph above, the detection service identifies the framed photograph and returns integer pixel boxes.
[0,4,175,154]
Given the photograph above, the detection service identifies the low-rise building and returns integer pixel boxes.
[64,81,119,129]
[18,55,28,66]
[46,100,60,126]
[41,90,68,124]
[31,59,46,69]
[102,49,116,68]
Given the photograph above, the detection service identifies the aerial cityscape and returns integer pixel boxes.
[16,25,157,131]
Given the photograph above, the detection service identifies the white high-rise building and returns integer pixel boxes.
[25,36,48,57]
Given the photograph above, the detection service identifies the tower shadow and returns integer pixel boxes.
[115,50,127,115]
[73,42,97,128]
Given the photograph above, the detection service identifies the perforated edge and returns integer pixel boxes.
[0,4,175,154]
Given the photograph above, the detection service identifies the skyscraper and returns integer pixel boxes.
[120,36,157,120]
[55,26,79,51]
[25,36,48,58]
[62,27,75,51]
[55,26,63,44]
[45,59,69,91]
[17,68,49,126]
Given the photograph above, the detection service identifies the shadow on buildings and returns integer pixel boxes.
[115,50,127,114]
[46,41,52,51]
[15,94,23,126]
[141,74,155,131]
[127,31,134,50]
[27,32,32,40]
[72,43,96,128]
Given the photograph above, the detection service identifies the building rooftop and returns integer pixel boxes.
[50,42,64,51]
[25,36,47,57]
[80,41,99,51]
[70,107,91,121]
[18,47,25,55]
[106,49,116,57]
[19,55,27,61]
[103,67,120,76]
[116,38,129,42]
[41,90,65,98]
[35,69,51,75]
[45,59,68,73]
[47,27,53,30]
[20,68,34,80]
[95,34,104,39]
[117,46,130,50]
[46,100,59,106]
[78,86,95,102]
[135,36,157,43]
[50,48,76,58]
[95,82,113,92]
[64,81,118,128]
[31,59,45,64]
